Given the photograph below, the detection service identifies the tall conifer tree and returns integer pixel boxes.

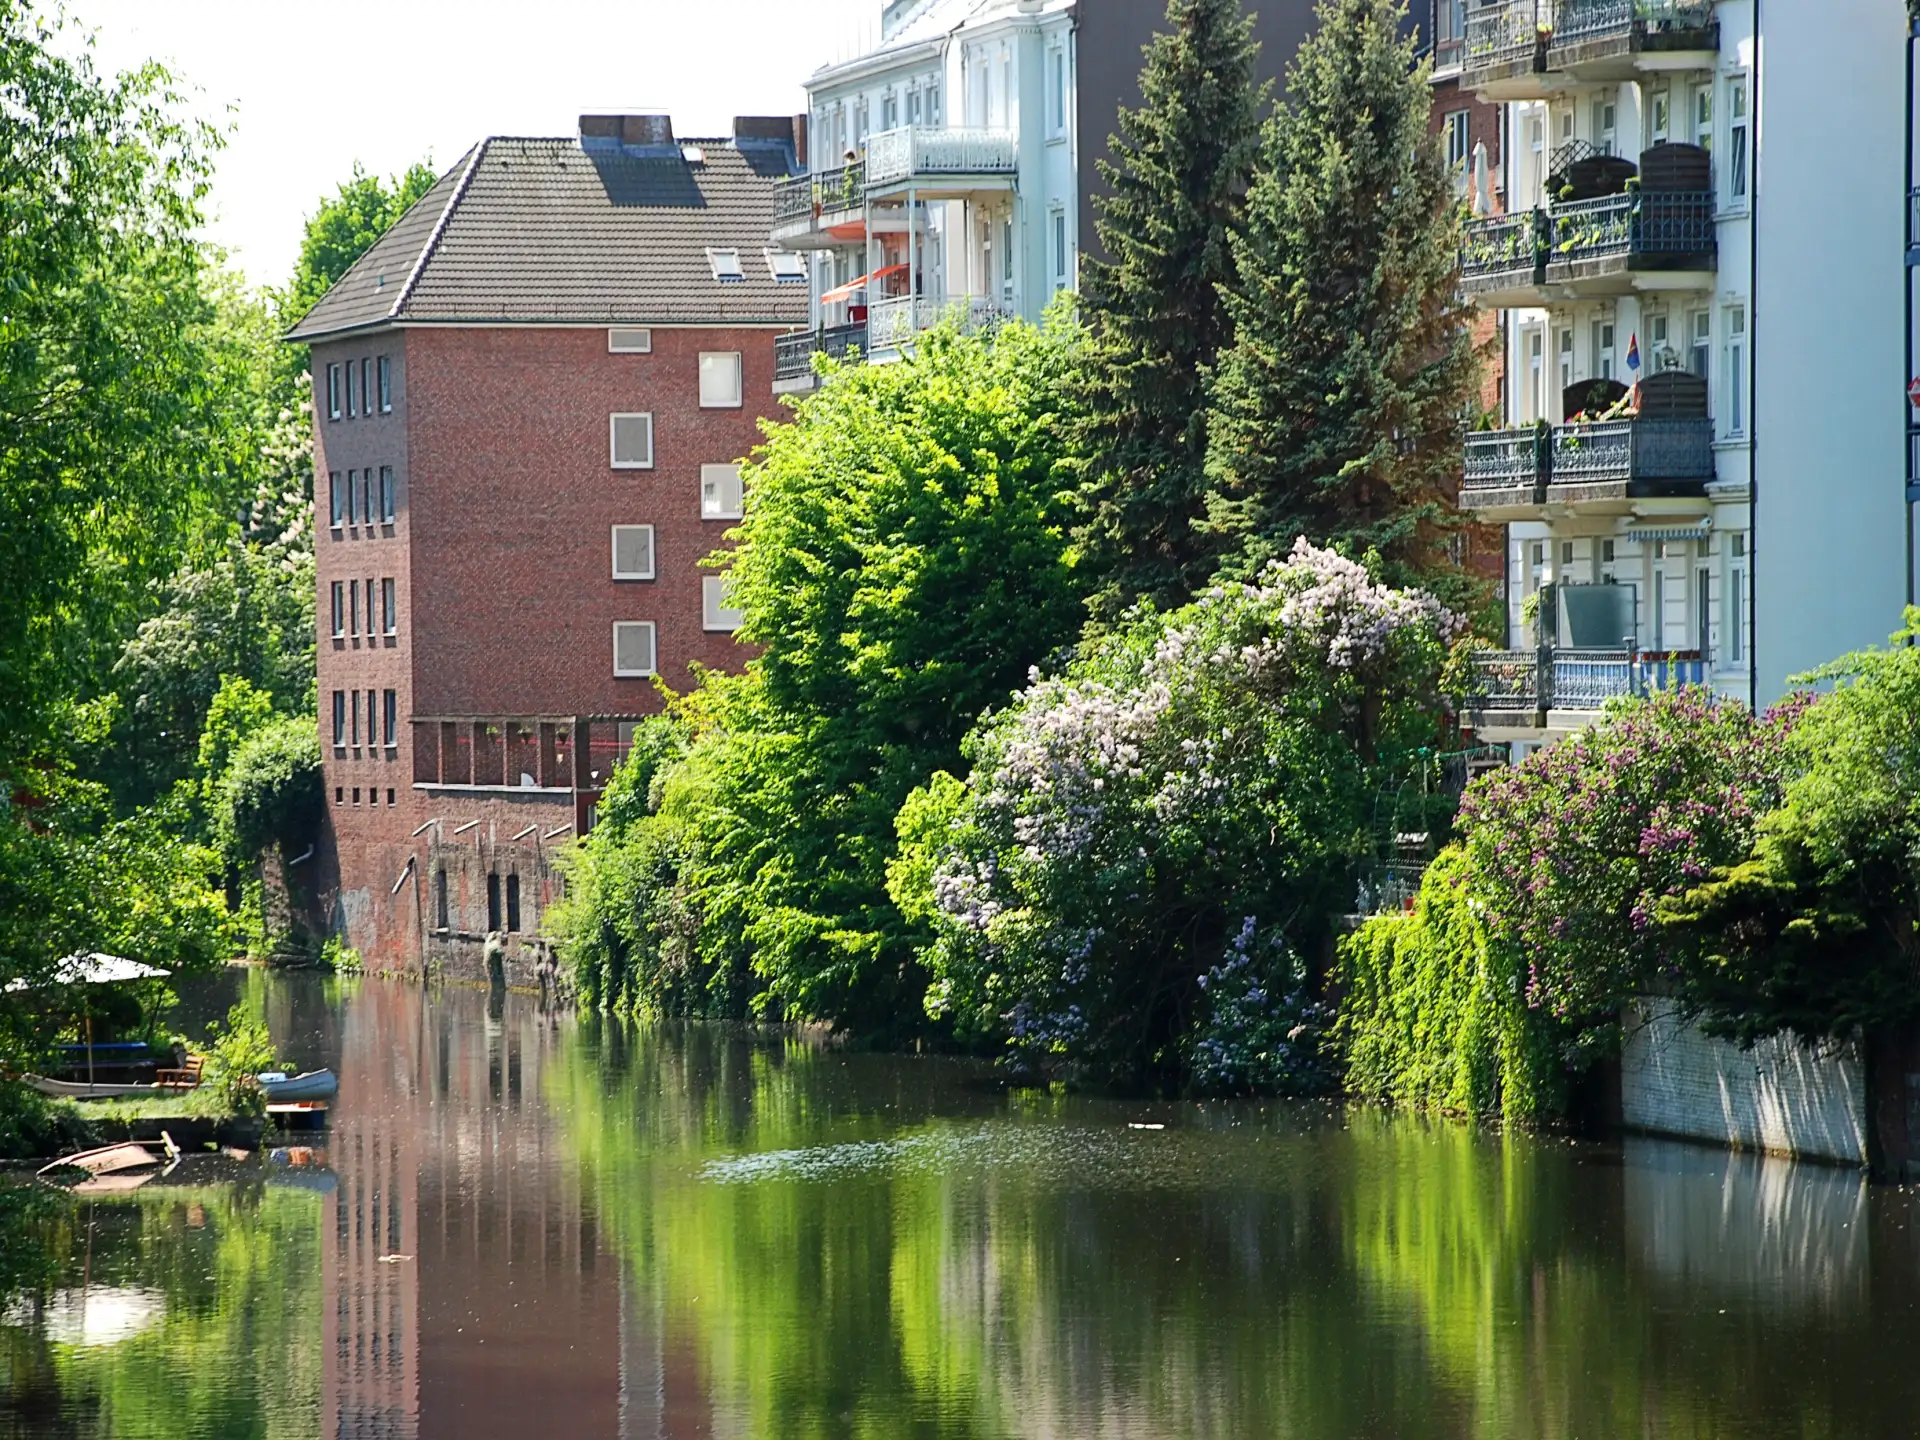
[1075,0,1267,614]
[1202,0,1478,594]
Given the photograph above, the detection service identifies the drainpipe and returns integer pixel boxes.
[1749,0,1763,709]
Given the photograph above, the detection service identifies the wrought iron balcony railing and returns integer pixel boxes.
[1464,646,1707,714]
[1461,210,1546,287]
[773,322,866,382]
[1546,189,1715,269]
[864,127,1017,187]
[772,163,867,227]
[1462,416,1715,496]
[1551,0,1716,50]
[1463,0,1542,76]
[866,295,1008,351]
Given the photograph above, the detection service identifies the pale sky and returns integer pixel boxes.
[66,0,883,288]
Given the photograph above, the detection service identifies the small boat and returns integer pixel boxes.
[22,1075,167,1101]
[37,1142,162,1180]
[260,1069,337,1102]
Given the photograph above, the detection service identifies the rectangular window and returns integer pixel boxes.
[332,691,346,748]
[1593,320,1615,382]
[705,248,745,283]
[1444,110,1470,173]
[326,364,341,420]
[1557,328,1574,395]
[330,581,345,638]
[701,463,744,520]
[1048,48,1067,135]
[1728,535,1746,664]
[1650,90,1670,145]
[608,327,653,353]
[1698,566,1713,656]
[610,413,655,469]
[1725,305,1747,435]
[348,579,359,638]
[611,524,656,580]
[1728,76,1750,202]
[908,86,922,125]
[382,577,397,635]
[364,576,376,638]
[927,82,940,126]
[1648,312,1670,372]
[699,352,743,408]
[703,575,744,633]
[361,358,372,419]
[359,468,374,525]
[1693,84,1713,150]
[1001,216,1015,302]
[506,873,522,933]
[349,689,361,747]
[377,355,392,412]
[1689,311,1711,381]
[330,472,346,528]
[343,470,357,526]
[1653,571,1666,651]
[1051,210,1068,288]
[613,621,658,678]
[487,873,502,933]
[366,689,378,749]
[347,359,358,418]
[882,91,898,130]
[383,689,397,748]
[1591,93,1617,158]
[1436,0,1464,67]
[379,465,396,522]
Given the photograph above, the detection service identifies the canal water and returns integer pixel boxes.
[5,970,1920,1438]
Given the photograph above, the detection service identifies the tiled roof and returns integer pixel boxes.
[285,137,808,341]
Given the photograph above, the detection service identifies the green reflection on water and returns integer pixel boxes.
[0,1179,323,1440]
[557,1021,1920,1440]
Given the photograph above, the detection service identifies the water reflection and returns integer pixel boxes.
[4,976,1920,1438]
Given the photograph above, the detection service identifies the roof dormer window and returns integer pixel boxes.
[707,248,745,283]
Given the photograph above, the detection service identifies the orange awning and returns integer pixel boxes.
[821,263,907,304]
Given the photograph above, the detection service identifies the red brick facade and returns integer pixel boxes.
[309,323,788,982]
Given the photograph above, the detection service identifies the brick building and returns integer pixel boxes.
[287,114,806,983]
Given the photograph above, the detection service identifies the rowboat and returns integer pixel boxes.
[22,1075,163,1100]
[261,1070,337,1102]
[37,1142,162,1179]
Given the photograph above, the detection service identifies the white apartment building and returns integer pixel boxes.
[769,0,1082,392]
[1444,0,1910,750]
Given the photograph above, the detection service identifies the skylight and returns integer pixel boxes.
[764,249,808,284]
[707,248,745,283]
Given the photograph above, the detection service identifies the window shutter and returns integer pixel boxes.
[612,525,655,579]
[701,464,744,519]
[613,622,657,676]
[611,414,654,468]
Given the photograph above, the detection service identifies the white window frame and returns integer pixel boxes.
[329,471,346,529]
[1046,44,1067,138]
[1050,208,1068,289]
[383,689,397,749]
[699,352,743,409]
[612,621,658,678]
[1726,73,1750,207]
[608,327,654,354]
[703,575,744,633]
[326,364,342,420]
[332,691,346,749]
[377,355,392,412]
[764,249,807,284]
[1726,534,1746,665]
[1444,110,1470,175]
[381,577,397,636]
[701,463,744,520]
[1724,303,1748,437]
[706,248,745,283]
[610,413,655,470]
[330,581,345,639]
[379,465,396,523]
[364,575,377,639]
[1649,88,1670,145]
[610,524,657,580]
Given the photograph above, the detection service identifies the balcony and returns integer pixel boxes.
[863,126,1017,194]
[773,322,866,390]
[1460,0,1718,99]
[1460,143,1715,307]
[1464,646,1708,724]
[866,295,1008,353]
[771,161,867,248]
[1462,400,1715,520]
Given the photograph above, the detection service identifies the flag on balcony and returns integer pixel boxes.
[1626,333,1641,375]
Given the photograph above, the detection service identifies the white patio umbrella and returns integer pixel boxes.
[4,954,171,1085]
[1471,141,1493,218]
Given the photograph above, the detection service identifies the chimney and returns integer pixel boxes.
[578,113,677,155]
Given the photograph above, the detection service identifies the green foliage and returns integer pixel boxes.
[1074,0,1269,613]
[895,541,1460,1087]
[1457,687,1799,1050]
[1660,617,1920,1044]
[1202,0,1481,603]
[203,1002,279,1118]
[561,319,1088,1035]
[1338,848,1566,1120]
[0,3,234,772]
[279,159,438,330]
[212,714,323,867]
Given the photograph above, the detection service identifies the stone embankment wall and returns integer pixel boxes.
[1618,999,1868,1167]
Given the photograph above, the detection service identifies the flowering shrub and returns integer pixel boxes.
[892,541,1460,1090]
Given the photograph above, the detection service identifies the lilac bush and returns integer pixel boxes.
[891,541,1460,1090]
